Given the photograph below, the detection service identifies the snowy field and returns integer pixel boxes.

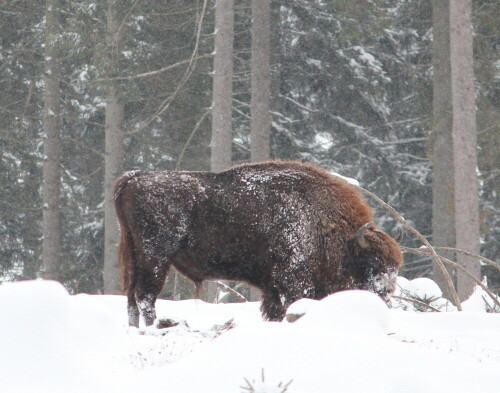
[2,279,500,393]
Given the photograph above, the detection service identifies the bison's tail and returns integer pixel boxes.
[113,170,142,293]
[117,223,134,293]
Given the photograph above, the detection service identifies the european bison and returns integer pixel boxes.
[114,160,403,327]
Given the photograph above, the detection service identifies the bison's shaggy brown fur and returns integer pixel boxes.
[114,160,403,327]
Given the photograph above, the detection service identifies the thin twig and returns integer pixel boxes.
[61,135,104,158]
[175,109,211,170]
[0,31,42,74]
[423,246,500,273]
[115,0,141,42]
[128,0,209,134]
[21,81,34,119]
[357,186,462,310]
[97,54,213,81]
[392,295,441,312]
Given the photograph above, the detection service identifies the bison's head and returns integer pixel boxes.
[346,222,403,300]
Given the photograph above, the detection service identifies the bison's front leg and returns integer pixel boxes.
[260,263,316,321]
[260,288,286,321]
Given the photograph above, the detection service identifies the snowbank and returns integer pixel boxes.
[1,280,500,393]
[0,280,129,393]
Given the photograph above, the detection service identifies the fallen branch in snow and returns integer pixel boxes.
[402,246,500,310]
[392,295,441,313]
[241,369,293,393]
[212,280,249,302]
[483,295,500,313]
[357,186,462,310]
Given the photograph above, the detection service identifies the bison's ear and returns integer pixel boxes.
[355,222,373,248]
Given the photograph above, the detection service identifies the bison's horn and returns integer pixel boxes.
[355,222,373,248]
[394,227,405,243]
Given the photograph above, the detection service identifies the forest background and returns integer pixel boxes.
[0,0,498,300]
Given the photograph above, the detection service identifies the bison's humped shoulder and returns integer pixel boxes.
[134,171,208,199]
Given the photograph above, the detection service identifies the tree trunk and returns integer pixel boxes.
[269,0,281,132]
[22,156,41,280]
[210,0,234,173]
[103,1,125,294]
[247,0,272,302]
[431,0,455,298]
[250,0,271,162]
[450,0,480,299]
[431,0,480,300]
[205,0,234,302]
[41,0,61,281]
[103,86,124,294]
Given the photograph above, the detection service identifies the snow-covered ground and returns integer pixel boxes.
[1,279,500,393]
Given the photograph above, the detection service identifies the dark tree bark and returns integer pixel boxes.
[41,0,62,281]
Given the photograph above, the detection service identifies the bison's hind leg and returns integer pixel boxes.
[136,291,158,326]
[127,288,140,328]
[134,259,171,327]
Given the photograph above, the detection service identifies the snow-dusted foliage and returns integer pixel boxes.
[0,0,213,288]
[391,276,455,312]
[0,0,497,292]
[0,1,45,280]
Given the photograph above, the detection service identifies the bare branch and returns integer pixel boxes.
[423,246,500,273]
[175,108,211,170]
[0,31,42,74]
[357,186,462,310]
[402,246,500,310]
[282,95,318,113]
[97,54,213,82]
[19,80,34,120]
[115,0,141,41]
[61,135,104,158]
[379,137,427,146]
[128,0,209,134]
